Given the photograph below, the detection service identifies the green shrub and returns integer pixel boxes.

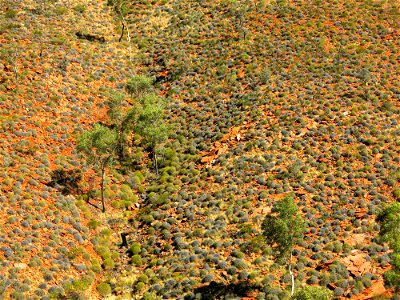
[377,202,400,248]
[393,188,400,200]
[67,247,86,259]
[361,276,372,288]
[130,242,141,255]
[377,202,400,291]
[54,6,68,15]
[91,259,102,273]
[384,270,400,291]
[137,274,149,283]
[96,246,111,260]
[70,275,94,291]
[132,255,143,266]
[135,282,145,291]
[5,9,17,19]
[96,282,112,297]
[103,258,115,270]
[120,184,138,202]
[126,75,153,97]
[133,171,145,183]
[140,214,154,224]
[100,228,112,237]
[324,243,334,252]
[111,200,125,209]
[292,285,333,300]
[332,241,343,253]
[74,4,86,13]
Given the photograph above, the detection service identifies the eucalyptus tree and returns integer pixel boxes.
[134,94,168,174]
[77,124,118,213]
[262,193,306,295]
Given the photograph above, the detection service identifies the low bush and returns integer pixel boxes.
[96,282,111,297]
[292,285,333,300]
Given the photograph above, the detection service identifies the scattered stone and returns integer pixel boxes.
[14,263,28,269]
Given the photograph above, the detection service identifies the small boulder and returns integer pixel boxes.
[14,262,28,269]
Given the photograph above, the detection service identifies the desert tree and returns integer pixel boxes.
[107,0,139,62]
[105,77,167,174]
[134,94,168,175]
[106,75,153,160]
[106,1,130,39]
[77,124,118,213]
[262,193,306,295]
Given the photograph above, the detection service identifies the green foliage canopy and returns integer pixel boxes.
[377,202,400,291]
[291,286,332,300]
[126,75,153,98]
[134,94,168,152]
[377,202,400,251]
[106,91,137,159]
[77,123,118,164]
[262,193,305,260]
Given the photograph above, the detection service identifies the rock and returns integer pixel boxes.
[14,263,28,269]
[342,251,371,277]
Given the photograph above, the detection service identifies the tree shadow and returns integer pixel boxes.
[187,281,260,299]
[46,168,82,195]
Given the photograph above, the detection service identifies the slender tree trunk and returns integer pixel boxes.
[117,129,125,161]
[118,20,125,42]
[120,233,128,248]
[154,152,158,176]
[100,166,106,213]
[116,3,133,61]
[289,252,295,296]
